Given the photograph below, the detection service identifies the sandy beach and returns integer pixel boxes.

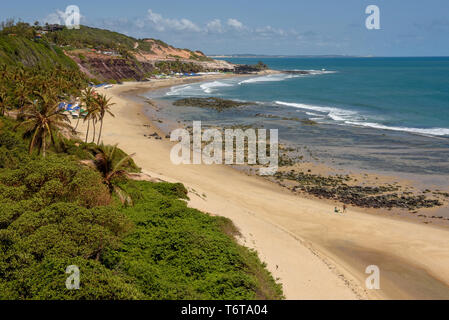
[74,75,449,300]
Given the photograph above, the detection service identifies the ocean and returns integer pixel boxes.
[144,57,449,182]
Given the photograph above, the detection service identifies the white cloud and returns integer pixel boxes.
[255,26,286,37]
[147,9,201,32]
[206,19,223,33]
[134,18,145,29]
[43,10,69,25]
[50,6,302,46]
[227,18,244,30]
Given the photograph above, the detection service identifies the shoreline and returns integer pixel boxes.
[138,89,449,227]
[74,75,449,299]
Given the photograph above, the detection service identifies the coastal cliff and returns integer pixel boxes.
[57,26,236,81]
[0,23,236,81]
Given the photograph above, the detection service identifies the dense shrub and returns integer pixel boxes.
[0,257,144,300]
[0,118,30,169]
[0,155,111,209]
[0,199,135,299]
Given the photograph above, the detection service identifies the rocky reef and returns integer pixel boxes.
[173,97,253,111]
[273,170,442,210]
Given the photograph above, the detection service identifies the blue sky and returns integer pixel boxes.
[1,0,449,56]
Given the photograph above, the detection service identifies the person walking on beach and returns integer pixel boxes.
[343,204,347,213]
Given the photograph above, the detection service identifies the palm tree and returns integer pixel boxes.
[90,108,100,143]
[74,92,85,132]
[15,92,72,157]
[94,94,115,145]
[80,87,96,142]
[90,143,135,204]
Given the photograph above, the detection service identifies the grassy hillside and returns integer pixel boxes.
[45,25,154,54]
[44,25,208,59]
[0,21,221,82]
[0,35,78,69]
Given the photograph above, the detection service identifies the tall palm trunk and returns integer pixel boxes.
[91,119,96,143]
[74,114,81,131]
[85,120,90,143]
[42,130,46,158]
[97,117,104,145]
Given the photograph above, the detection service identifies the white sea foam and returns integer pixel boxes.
[275,101,449,137]
[305,111,323,117]
[166,84,195,96]
[239,74,300,85]
[303,69,338,75]
[239,69,337,85]
[167,70,335,95]
[166,81,234,96]
[344,121,449,137]
[275,101,357,122]
[200,81,233,94]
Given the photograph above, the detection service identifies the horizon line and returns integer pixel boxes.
[208,54,449,58]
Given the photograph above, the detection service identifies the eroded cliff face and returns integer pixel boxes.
[67,43,236,81]
[136,39,204,61]
[134,40,236,73]
[68,52,155,81]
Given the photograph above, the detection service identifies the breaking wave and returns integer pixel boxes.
[238,74,301,85]
[275,101,449,137]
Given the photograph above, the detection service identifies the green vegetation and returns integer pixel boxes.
[0,140,135,298]
[0,64,87,123]
[0,20,78,69]
[0,21,221,82]
[234,61,269,74]
[0,116,283,299]
[45,25,153,54]
[190,51,214,62]
[300,119,318,125]
[145,38,170,48]
[1,20,37,39]
[254,61,268,70]
[155,60,205,74]
[0,33,78,69]
[0,43,87,156]
[15,92,73,157]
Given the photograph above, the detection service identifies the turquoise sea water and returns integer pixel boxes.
[145,57,449,178]
[183,57,449,136]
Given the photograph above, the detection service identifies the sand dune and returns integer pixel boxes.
[74,77,449,300]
